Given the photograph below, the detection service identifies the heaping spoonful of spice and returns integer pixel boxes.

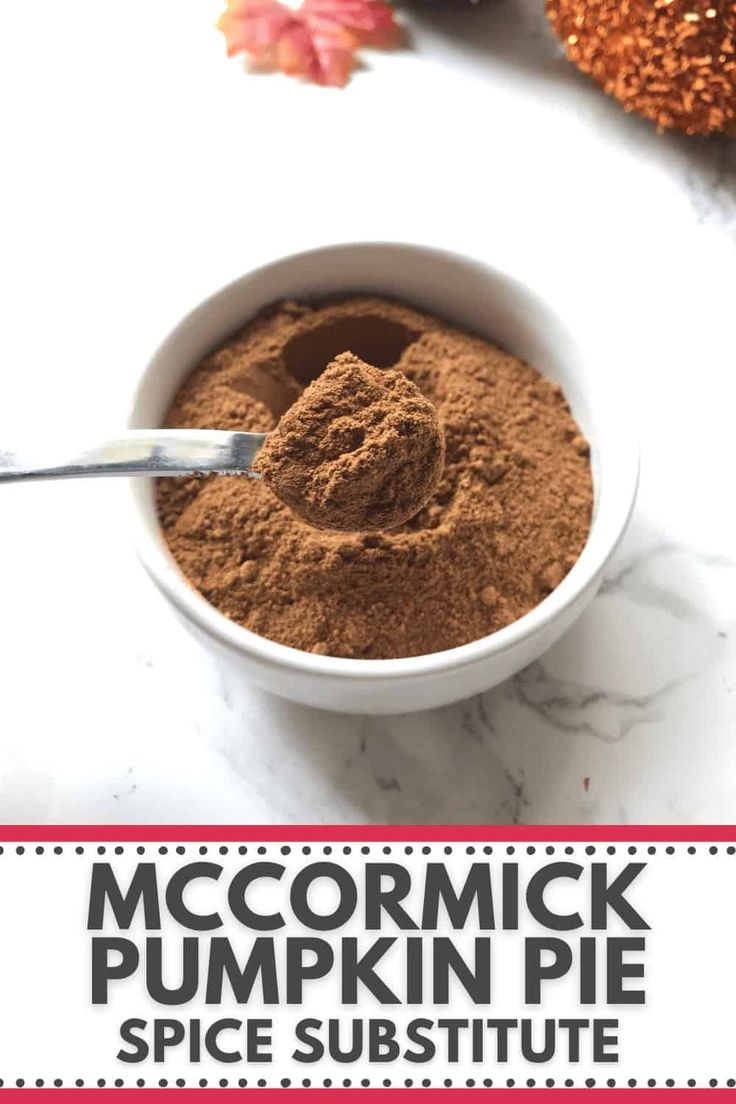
[0,354,445,532]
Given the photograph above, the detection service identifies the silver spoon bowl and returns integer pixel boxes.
[0,429,267,483]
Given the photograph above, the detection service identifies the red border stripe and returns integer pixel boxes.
[0,1091,733,1098]
[0,825,733,842]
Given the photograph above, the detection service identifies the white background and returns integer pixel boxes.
[0,1,735,824]
[0,838,733,1085]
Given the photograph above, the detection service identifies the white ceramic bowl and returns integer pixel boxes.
[129,243,638,715]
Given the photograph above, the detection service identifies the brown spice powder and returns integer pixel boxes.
[254,351,445,532]
[158,297,593,660]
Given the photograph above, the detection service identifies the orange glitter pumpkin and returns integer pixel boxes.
[546,0,736,135]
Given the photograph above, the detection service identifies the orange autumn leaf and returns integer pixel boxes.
[302,0,400,48]
[217,0,399,86]
[277,20,357,86]
[218,0,294,56]
[301,0,395,33]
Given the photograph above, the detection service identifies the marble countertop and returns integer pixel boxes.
[0,0,734,825]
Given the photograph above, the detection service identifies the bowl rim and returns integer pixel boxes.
[128,240,639,682]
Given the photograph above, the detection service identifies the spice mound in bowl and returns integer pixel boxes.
[254,351,445,532]
[157,297,593,660]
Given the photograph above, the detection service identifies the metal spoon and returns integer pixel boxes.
[0,429,267,483]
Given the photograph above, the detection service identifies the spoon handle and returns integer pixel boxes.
[0,429,267,483]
